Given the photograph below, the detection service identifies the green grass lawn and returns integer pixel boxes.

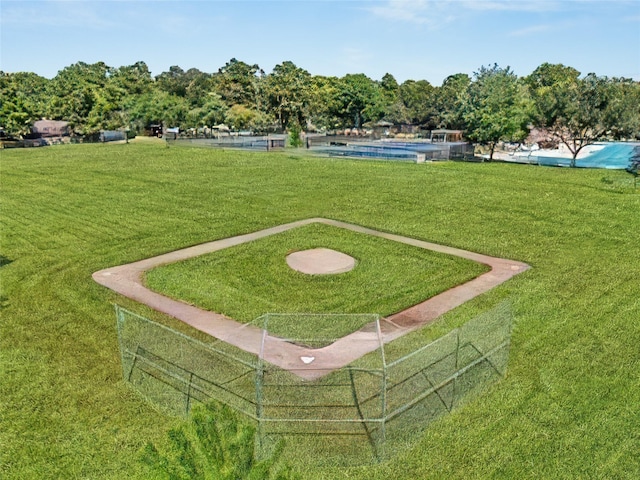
[1,142,639,479]
[144,222,488,339]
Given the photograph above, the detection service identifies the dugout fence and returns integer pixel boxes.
[116,301,512,465]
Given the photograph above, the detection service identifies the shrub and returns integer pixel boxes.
[288,122,302,148]
[142,401,298,480]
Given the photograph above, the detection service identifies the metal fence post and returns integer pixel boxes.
[185,371,194,416]
[453,326,460,409]
[114,305,128,381]
[255,315,268,457]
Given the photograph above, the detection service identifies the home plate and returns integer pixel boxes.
[286,248,356,275]
[300,356,316,364]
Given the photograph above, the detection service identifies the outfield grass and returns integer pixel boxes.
[1,142,639,479]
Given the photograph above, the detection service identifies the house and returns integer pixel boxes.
[32,120,70,138]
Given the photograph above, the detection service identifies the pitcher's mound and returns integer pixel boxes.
[286,248,356,275]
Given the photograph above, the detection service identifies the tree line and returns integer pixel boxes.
[1,58,639,160]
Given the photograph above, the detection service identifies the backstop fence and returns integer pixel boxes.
[115,301,512,465]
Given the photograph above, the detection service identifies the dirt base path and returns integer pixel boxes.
[93,218,529,380]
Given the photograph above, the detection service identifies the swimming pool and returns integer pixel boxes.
[534,143,640,169]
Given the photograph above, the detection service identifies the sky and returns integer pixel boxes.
[1,0,639,85]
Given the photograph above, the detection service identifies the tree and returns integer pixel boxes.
[154,68,228,128]
[83,87,122,132]
[432,73,471,130]
[224,104,271,131]
[264,61,311,131]
[379,73,399,103]
[600,77,640,141]
[126,90,189,131]
[378,73,407,124]
[155,66,189,97]
[111,61,154,96]
[307,75,342,131]
[0,71,49,136]
[527,63,639,166]
[336,74,384,128]
[186,93,228,129]
[142,402,298,480]
[215,58,263,109]
[46,61,112,133]
[463,64,532,160]
[96,62,154,133]
[398,79,436,127]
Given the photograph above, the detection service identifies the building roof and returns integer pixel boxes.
[32,119,69,137]
[431,129,462,134]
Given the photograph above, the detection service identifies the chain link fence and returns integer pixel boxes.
[166,135,286,151]
[116,301,512,465]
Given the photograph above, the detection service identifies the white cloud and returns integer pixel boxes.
[1,1,117,29]
[1,1,219,39]
[508,24,552,37]
[460,0,560,12]
[368,0,454,27]
[368,0,560,24]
